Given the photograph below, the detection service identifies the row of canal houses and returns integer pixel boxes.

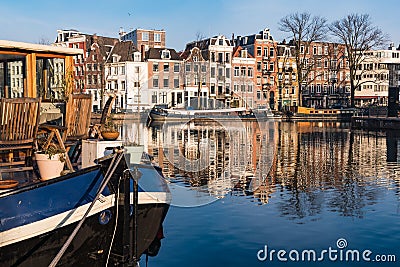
[53,27,400,112]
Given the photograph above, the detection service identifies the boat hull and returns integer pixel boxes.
[0,203,169,266]
[0,158,170,266]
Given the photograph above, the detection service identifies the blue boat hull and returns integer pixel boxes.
[0,158,170,266]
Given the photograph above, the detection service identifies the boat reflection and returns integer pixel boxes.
[143,120,400,213]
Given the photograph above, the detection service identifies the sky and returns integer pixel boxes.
[1,0,399,51]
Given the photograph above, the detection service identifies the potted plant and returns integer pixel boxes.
[101,116,120,141]
[35,141,66,180]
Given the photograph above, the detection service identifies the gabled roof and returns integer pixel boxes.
[232,46,254,58]
[106,41,138,63]
[145,48,181,60]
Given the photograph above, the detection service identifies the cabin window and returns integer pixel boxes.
[36,57,66,101]
[0,56,26,98]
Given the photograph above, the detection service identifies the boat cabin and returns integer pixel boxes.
[0,40,82,101]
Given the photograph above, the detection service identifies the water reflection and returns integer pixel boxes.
[124,120,400,217]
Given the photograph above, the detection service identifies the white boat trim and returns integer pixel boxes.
[0,191,170,248]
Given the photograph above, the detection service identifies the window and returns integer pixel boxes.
[161,50,170,59]
[269,47,274,57]
[257,62,262,72]
[153,63,159,72]
[93,75,97,84]
[225,83,230,94]
[218,52,223,63]
[164,63,169,72]
[316,84,321,93]
[113,66,118,75]
[153,77,159,87]
[174,63,180,72]
[135,66,140,73]
[210,84,216,94]
[185,63,191,72]
[152,92,157,103]
[142,32,149,41]
[234,67,240,77]
[226,68,230,78]
[218,67,223,77]
[269,63,274,72]
[174,78,179,88]
[257,90,261,100]
[194,64,198,73]
[211,67,216,78]
[87,75,92,85]
[164,78,169,88]
[87,64,92,71]
[234,83,239,92]
[248,67,253,77]
[134,52,141,62]
[225,53,230,63]
[313,46,317,55]
[201,64,206,73]
[240,67,246,76]
[211,52,215,62]
[121,81,126,90]
[257,47,262,56]
[154,33,161,42]
[248,84,253,92]
[300,46,304,54]
[121,66,125,75]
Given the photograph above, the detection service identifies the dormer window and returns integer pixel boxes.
[112,55,118,63]
[241,49,247,58]
[161,50,170,59]
[133,52,141,62]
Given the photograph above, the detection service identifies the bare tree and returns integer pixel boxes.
[38,37,51,45]
[279,12,328,106]
[329,13,389,107]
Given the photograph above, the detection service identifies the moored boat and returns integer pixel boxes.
[0,152,170,266]
[148,104,276,123]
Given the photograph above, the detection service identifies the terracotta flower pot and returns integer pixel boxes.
[35,152,65,180]
[101,131,119,141]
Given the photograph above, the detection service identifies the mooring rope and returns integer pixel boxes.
[48,152,124,267]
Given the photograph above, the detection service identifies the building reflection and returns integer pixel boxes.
[144,120,400,214]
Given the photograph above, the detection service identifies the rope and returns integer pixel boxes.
[48,152,124,267]
[105,173,122,266]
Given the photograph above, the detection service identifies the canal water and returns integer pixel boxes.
[124,120,400,266]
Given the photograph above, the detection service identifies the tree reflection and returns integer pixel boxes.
[147,120,400,218]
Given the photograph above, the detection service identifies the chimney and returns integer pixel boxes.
[141,45,145,61]
[119,27,126,40]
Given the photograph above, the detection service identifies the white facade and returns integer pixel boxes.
[355,44,400,106]
[105,59,149,112]
[208,35,233,108]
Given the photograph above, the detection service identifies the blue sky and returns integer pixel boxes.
[1,0,399,51]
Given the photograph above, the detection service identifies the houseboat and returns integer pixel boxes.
[0,40,170,266]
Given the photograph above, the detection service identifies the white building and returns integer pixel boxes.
[355,43,400,106]
[104,41,150,112]
[145,48,184,108]
[184,35,234,108]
